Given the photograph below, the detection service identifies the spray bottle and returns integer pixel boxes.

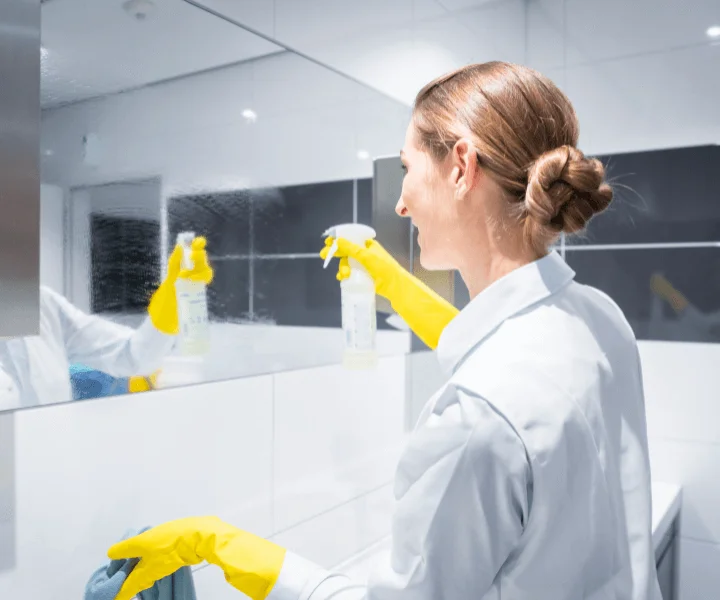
[174,231,210,356]
[323,223,378,369]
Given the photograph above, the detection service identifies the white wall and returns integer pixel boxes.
[0,356,407,599]
[40,184,65,295]
[639,341,720,600]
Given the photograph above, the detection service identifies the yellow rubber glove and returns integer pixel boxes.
[107,516,286,600]
[320,237,459,350]
[127,371,160,393]
[148,237,214,335]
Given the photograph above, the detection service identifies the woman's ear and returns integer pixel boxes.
[451,138,479,197]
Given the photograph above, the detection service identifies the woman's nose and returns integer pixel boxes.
[396,197,409,217]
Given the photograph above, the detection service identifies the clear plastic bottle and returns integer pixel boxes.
[174,232,210,356]
[323,223,378,369]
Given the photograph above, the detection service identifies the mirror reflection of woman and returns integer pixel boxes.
[0,237,212,410]
[108,63,660,600]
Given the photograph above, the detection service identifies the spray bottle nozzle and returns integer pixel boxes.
[321,223,376,270]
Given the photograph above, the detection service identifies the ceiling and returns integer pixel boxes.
[40,0,282,108]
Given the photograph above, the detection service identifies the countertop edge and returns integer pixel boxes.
[651,481,682,550]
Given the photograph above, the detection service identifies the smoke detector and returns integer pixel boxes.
[122,0,156,21]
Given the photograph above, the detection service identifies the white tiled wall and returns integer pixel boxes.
[0,357,407,600]
[640,341,720,600]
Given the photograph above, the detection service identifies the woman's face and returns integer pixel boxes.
[396,122,459,271]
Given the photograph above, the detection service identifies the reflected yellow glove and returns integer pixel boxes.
[127,371,160,393]
[320,237,459,350]
[148,237,214,335]
[107,516,285,600]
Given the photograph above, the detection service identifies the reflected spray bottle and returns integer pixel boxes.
[174,231,210,356]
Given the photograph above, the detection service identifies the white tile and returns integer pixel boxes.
[273,357,406,532]
[649,438,720,545]
[640,341,720,445]
[274,0,445,47]
[406,351,446,430]
[677,537,720,600]
[336,537,391,583]
[526,0,565,71]
[5,376,274,600]
[189,0,276,38]
[192,563,241,600]
[271,484,394,569]
[358,484,395,549]
[449,0,526,65]
[564,0,719,67]
[271,499,363,569]
[564,45,720,156]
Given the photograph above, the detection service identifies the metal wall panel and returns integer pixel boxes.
[0,0,40,338]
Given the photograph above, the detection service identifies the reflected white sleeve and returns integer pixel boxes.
[48,287,174,377]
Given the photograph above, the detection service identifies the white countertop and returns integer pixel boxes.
[651,481,682,549]
[337,481,683,581]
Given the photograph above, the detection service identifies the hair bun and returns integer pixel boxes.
[525,145,613,237]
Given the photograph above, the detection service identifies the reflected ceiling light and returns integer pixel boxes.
[356,150,370,160]
[242,109,257,123]
[42,149,54,157]
[40,47,48,61]
[707,25,720,38]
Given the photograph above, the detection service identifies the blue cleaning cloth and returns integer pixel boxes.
[70,364,129,400]
[85,527,197,600]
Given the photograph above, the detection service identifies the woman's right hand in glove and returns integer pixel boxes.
[320,237,459,350]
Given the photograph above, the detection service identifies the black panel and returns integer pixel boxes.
[356,177,373,226]
[253,180,354,254]
[254,258,340,327]
[566,247,720,343]
[167,191,251,257]
[568,145,720,245]
[91,216,160,314]
[208,259,250,321]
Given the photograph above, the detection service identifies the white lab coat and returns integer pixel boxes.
[268,251,661,600]
[0,286,174,410]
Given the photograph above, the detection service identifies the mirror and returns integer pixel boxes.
[0,0,413,412]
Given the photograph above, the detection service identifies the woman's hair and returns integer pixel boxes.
[413,61,612,256]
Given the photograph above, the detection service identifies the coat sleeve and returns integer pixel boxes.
[267,385,532,600]
[46,287,175,378]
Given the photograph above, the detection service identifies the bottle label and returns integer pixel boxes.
[177,287,210,354]
[342,290,377,352]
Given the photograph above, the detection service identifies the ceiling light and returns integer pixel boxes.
[42,149,54,157]
[707,25,720,38]
[356,150,370,160]
[40,47,48,61]
[242,109,257,123]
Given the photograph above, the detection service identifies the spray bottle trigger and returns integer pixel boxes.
[323,239,339,269]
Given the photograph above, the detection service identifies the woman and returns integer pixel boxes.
[108,62,660,600]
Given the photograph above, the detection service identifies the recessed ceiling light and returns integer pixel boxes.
[242,109,257,123]
[707,25,720,38]
[356,150,370,160]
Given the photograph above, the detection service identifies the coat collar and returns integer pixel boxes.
[437,251,576,376]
